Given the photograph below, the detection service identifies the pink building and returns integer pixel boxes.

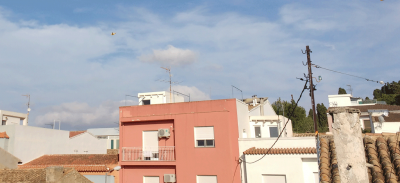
[119,99,244,183]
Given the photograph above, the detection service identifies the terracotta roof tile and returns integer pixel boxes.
[19,154,118,172]
[243,147,316,155]
[319,134,400,183]
[69,130,87,138]
[373,112,400,122]
[18,165,108,172]
[0,132,9,139]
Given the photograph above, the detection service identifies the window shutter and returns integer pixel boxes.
[144,176,159,183]
[197,176,217,183]
[195,127,214,140]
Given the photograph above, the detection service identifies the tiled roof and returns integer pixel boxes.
[293,133,317,137]
[373,112,400,122]
[328,104,400,113]
[19,165,108,172]
[0,167,92,183]
[69,130,87,138]
[0,132,9,139]
[244,147,316,155]
[19,154,119,172]
[319,134,400,183]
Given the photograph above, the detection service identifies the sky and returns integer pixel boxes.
[0,0,399,131]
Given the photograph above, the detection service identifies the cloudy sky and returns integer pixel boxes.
[0,0,398,130]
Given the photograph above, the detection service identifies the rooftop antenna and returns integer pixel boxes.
[347,85,353,96]
[231,85,243,101]
[160,67,182,103]
[22,94,31,125]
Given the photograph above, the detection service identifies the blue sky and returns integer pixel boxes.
[0,0,399,130]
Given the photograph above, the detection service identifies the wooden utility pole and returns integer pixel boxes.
[305,45,318,133]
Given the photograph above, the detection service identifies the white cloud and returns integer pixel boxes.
[172,85,211,101]
[139,45,198,66]
[34,101,124,128]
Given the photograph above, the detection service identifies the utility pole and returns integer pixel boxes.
[161,67,172,102]
[305,45,318,133]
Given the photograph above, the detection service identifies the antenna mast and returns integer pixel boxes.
[22,94,30,125]
[161,66,172,102]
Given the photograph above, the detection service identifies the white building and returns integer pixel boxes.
[87,127,119,149]
[240,95,293,138]
[0,125,107,164]
[0,110,28,126]
[138,91,185,105]
[328,94,386,107]
[239,137,318,183]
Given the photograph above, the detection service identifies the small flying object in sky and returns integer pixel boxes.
[111,32,116,35]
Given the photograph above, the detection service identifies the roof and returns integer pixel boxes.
[19,165,108,172]
[243,147,316,155]
[69,130,86,138]
[328,104,400,113]
[19,154,118,172]
[0,132,9,139]
[1,167,91,183]
[87,128,119,136]
[373,112,400,122]
[319,134,400,183]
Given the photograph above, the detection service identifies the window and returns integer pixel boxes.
[269,127,279,137]
[314,172,319,183]
[197,175,217,183]
[144,176,159,183]
[255,126,261,138]
[263,175,286,183]
[143,100,151,105]
[143,131,159,160]
[194,127,215,147]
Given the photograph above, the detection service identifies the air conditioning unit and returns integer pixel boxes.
[164,174,176,182]
[158,129,170,138]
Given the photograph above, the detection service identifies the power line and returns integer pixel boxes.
[243,80,309,164]
[312,64,383,84]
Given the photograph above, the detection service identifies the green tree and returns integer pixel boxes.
[272,99,311,133]
[307,109,313,120]
[365,97,370,100]
[338,87,347,94]
[373,81,400,105]
[316,103,328,133]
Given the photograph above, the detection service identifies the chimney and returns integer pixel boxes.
[327,107,368,183]
[260,98,264,116]
[252,95,257,106]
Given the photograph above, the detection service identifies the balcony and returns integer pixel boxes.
[122,146,175,161]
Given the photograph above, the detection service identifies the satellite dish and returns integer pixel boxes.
[378,116,385,123]
[379,81,384,85]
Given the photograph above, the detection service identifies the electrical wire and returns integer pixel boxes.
[312,64,382,83]
[244,80,309,164]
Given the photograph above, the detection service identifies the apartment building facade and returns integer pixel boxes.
[119,99,244,183]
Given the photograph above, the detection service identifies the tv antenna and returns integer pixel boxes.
[347,85,353,96]
[22,94,31,125]
[159,67,182,102]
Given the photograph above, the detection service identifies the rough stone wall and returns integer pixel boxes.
[328,107,369,183]
[107,149,119,155]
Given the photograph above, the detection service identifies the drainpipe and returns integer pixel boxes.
[368,112,375,133]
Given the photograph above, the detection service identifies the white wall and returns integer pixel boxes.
[374,122,400,133]
[239,138,317,183]
[243,154,317,183]
[249,122,278,138]
[263,100,277,116]
[138,91,185,105]
[236,100,251,139]
[0,125,107,163]
[328,94,352,107]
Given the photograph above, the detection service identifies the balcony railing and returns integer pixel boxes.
[122,146,175,161]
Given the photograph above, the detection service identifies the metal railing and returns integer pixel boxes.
[122,146,175,161]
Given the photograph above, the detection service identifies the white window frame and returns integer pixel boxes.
[143,176,159,183]
[194,126,215,148]
[262,174,286,183]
